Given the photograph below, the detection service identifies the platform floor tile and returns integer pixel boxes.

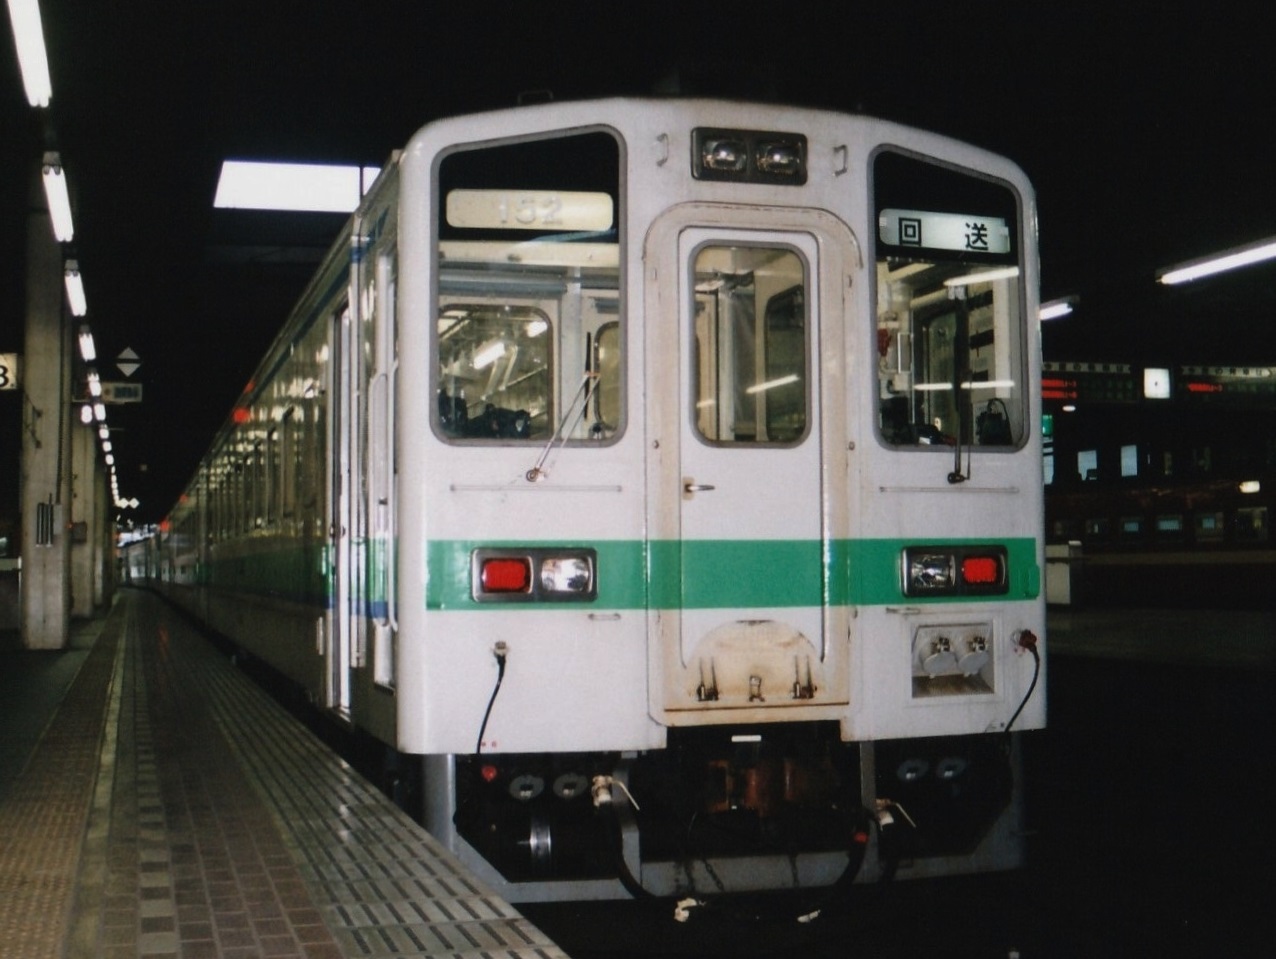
[2,591,568,959]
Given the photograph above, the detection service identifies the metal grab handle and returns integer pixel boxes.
[683,482,716,493]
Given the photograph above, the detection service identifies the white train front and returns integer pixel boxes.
[136,98,1046,902]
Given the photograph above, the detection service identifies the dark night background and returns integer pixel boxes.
[4,1,1275,524]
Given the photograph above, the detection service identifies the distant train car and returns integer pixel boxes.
[133,98,1046,902]
[1047,473,1275,608]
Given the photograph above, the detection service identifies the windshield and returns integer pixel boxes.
[873,150,1027,451]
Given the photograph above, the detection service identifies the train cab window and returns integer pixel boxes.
[872,150,1027,450]
[691,245,808,445]
[434,130,622,444]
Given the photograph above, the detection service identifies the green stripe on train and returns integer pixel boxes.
[426,538,1040,610]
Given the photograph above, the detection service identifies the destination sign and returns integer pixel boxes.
[879,208,1011,255]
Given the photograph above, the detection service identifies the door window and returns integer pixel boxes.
[691,245,808,446]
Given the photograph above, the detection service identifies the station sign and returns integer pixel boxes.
[1177,366,1276,407]
[102,381,143,403]
[1042,362,1138,404]
[0,352,19,390]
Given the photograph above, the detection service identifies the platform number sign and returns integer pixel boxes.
[0,353,19,390]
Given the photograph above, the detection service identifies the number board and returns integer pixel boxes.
[0,353,19,390]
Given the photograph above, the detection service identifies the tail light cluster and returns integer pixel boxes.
[471,548,597,603]
[902,545,1009,598]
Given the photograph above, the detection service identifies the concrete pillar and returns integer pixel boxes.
[94,468,110,608]
[70,418,97,617]
[19,188,72,649]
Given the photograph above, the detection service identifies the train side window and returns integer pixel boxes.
[1235,506,1269,543]
[1084,517,1110,539]
[1119,516,1144,539]
[1194,511,1226,543]
[691,245,808,445]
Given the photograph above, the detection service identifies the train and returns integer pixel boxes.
[123,97,1047,903]
[1046,472,1275,609]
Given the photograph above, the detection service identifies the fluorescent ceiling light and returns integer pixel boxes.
[214,160,379,213]
[943,266,1021,288]
[64,261,87,315]
[746,373,800,394]
[78,325,97,362]
[6,0,53,106]
[1039,296,1077,321]
[472,340,507,369]
[42,154,74,241]
[1156,236,1276,285]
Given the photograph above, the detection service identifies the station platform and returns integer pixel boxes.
[0,589,567,959]
[4,592,1273,959]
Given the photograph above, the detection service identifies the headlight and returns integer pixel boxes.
[540,555,593,595]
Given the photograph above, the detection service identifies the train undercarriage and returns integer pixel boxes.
[444,723,1020,900]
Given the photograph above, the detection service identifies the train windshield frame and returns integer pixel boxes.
[871,148,1029,453]
[432,129,624,445]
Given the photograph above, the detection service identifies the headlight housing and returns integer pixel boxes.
[472,548,597,602]
[902,545,1008,598]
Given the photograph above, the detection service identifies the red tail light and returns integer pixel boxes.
[961,556,1001,585]
[480,558,531,593]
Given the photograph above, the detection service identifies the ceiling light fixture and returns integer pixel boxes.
[41,153,74,241]
[78,325,97,362]
[1039,296,1078,321]
[943,266,1021,288]
[214,160,379,213]
[64,261,87,315]
[1156,236,1276,285]
[5,0,53,107]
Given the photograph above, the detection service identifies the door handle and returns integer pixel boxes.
[683,481,716,494]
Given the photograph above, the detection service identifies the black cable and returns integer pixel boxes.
[475,642,508,754]
[1004,644,1041,734]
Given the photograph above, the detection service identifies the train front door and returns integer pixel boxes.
[646,208,854,718]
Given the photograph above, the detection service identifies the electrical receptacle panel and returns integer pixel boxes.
[911,623,995,697]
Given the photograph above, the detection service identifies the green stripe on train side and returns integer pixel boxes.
[425,537,1041,610]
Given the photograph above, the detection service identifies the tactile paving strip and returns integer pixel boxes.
[152,595,568,958]
[0,609,121,959]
